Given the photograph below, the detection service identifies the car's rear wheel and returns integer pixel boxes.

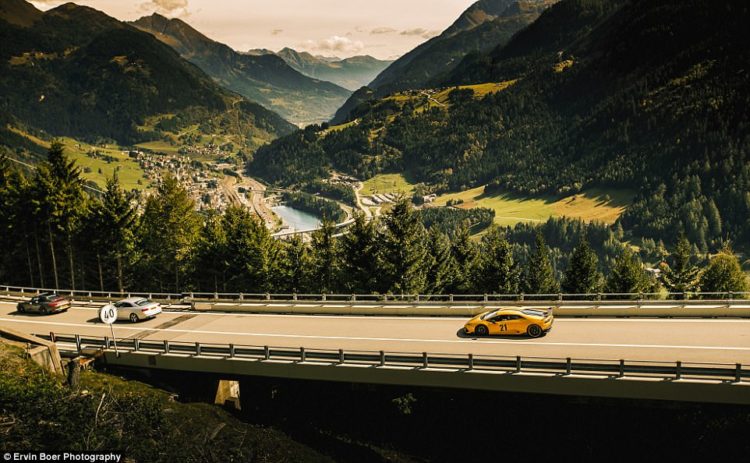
[129,313,139,323]
[474,325,489,337]
[17,305,24,313]
[527,324,543,338]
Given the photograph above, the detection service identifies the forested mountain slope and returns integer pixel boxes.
[251,0,750,251]
[361,0,554,97]
[132,14,352,126]
[0,0,295,149]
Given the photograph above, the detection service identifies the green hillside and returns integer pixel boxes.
[250,0,750,252]
[0,1,295,155]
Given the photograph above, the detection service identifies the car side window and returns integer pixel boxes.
[114,302,127,308]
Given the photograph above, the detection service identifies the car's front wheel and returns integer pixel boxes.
[474,325,489,337]
[129,313,139,323]
[527,324,543,338]
[39,307,48,315]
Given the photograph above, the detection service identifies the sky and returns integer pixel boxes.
[29,0,478,60]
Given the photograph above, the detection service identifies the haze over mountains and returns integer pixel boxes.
[0,0,294,151]
[131,14,351,126]
[273,48,392,92]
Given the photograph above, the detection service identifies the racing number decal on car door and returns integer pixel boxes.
[499,324,507,332]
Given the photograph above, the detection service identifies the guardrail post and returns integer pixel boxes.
[104,337,110,349]
[728,291,734,302]
[134,339,140,352]
[352,294,357,302]
[449,294,454,302]
[264,346,270,360]
[565,358,572,375]
[339,349,345,364]
[416,294,420,302]
[422,352,428,369]
[380,351,385,366]
[516,356,521,373]
[239,293,244,301]
[300,347,306,362]
[468,353,474,370]
[483,294,488,302]
[735,364,741,383]
[265,293,270,301]
[195,342,201,356]
[293,293,298,301]
[558,293,563,302]
[322,293,327,301]
[519,293,525,302]
[229,344,235,358]
[214,292,218,300]
[675,361,682,380]
[619,360,625,378]
[163,340,170,353]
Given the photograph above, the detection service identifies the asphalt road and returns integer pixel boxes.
[1,301,749,364]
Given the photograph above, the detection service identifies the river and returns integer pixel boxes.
[272,205,321,232]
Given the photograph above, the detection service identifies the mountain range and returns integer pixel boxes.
[0,0,294,152]
[333,0,556,123]
[131,14,351,126]
[252,0,750,252]
[271,48,392,91]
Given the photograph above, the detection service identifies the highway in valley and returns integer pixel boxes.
[1,300,749,365]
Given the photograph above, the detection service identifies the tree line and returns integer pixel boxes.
[1,145,747,296]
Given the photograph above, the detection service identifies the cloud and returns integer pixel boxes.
[370,27,397,35]
[139,0,190,17]
[271,29,283,36]
[301,36,365,54]
[400,28,440,39]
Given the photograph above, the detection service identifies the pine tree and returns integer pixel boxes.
[605,247,651,296]
[309,219,340,293]
[425,228,459,294]
[699,244,749,295]
[278,235,310,294]
[192,212,228,293]
[222,206,279,293]
[380,199,428,294]
[562,234,603,295]
[450,221,478,293]
[661,234,700,296]
[138,174,201,292]
[87,175,137,292]
[473,227,519,294]
[525,231,559,295]
[340,212,381,293]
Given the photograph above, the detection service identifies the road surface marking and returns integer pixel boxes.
[1,317,749,352]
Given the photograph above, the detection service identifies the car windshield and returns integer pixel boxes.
[481,310,499,320]
[135,299,151,306]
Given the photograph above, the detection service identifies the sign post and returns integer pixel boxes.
[99,304,119,357]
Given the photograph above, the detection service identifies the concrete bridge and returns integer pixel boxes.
[0,296,748,405]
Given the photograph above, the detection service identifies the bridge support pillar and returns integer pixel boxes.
[214,379,241,410]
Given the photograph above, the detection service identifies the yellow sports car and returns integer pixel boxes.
[464,308,553,338]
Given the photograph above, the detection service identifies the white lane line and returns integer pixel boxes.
[1,317,749,352]
[3,301,750,323]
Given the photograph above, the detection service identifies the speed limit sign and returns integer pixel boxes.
[99,305,118,324]
[99,304,120,356]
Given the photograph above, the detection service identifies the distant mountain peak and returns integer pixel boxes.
[0,0,42,27]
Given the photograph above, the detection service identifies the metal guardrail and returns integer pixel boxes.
[39,333,748,383]
[4,285,750,305]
